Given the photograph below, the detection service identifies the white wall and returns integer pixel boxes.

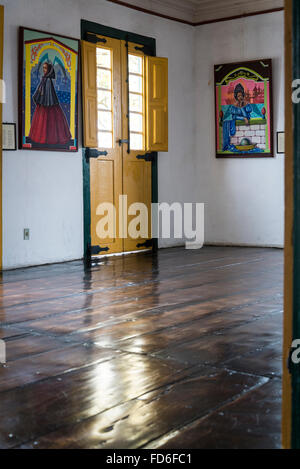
[195,12,285,247]
[1,3,284,269]
[1,0,196,268]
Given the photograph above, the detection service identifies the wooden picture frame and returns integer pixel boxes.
[2,123,16,151]
[215,59,274,158]
[18,27,80,152]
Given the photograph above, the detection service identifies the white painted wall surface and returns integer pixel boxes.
[1,3,284,269]
[195,12,285,247]
[1,0,196,268]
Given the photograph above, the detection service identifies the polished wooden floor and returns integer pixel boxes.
[0,246,283,449]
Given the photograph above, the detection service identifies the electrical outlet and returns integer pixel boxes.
[24,229,30,241]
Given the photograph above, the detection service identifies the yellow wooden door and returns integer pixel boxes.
[146,56,168,153]
[121,41,152,253]
[88,36,123,255]
[82,34,168,258]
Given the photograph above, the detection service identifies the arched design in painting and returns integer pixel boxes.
[19,28,79,152]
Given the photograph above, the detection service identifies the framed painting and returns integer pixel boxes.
[215,59,273,158]
[19,27,79,151]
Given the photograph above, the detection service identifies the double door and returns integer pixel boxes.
[85,35,152,256]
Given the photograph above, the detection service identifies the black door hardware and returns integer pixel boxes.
[125,37,131,154]
[118,139,129,146]
[136,239,153,249]
[134,45,152,55]
[85,148,108,162]
[89,245,110,255]
[136,153,153,162]
[86,33,107,44]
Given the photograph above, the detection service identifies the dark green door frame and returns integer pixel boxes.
[81,20,158,260]
[292,0,300,449]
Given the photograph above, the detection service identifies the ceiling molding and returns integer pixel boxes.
[194,7,285,26]
[107,0,284,26]
[193,0,283,23]
[107,0,195,25]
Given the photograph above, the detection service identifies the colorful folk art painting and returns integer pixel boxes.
[19,28,79,151]
[215,59,273,158]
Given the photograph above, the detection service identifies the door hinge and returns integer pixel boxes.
[85,148,108,162]
[134,45,152,55]
[136,239,153,249]
[89,245,110,255]
[136,153,153,162]
[86,33,107,44]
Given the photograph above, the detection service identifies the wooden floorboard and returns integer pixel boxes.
[0,246,283,449]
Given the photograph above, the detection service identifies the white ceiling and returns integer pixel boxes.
[108,0,284,24]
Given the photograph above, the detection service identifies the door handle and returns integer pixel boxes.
[117,139,129,146]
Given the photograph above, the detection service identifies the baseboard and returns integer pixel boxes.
[204,242,284,249]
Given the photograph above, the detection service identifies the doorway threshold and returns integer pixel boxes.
[91,248,152,264]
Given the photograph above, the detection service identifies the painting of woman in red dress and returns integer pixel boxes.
[29,62,72,145]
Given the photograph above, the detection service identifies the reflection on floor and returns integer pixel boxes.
[0,246,283,449]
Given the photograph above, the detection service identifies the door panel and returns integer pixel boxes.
[90,158,121,250]
[89,36,152,256]
[121,41,152,253]
[90,36,123,255]
[81,41,98,148]
[146,56,168,152]
[123,160,152,252]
